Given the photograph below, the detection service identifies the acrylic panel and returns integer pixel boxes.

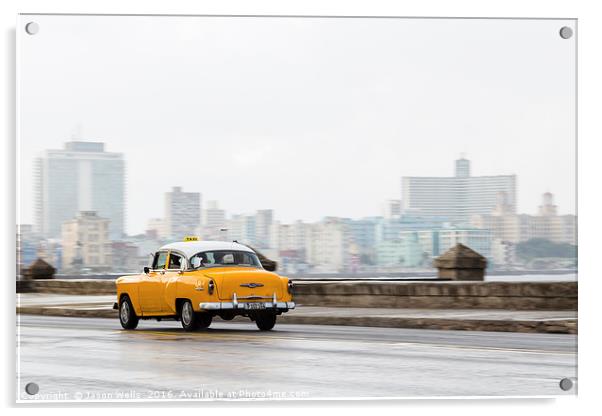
[16,14,577,402]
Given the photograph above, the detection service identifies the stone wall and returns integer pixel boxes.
[17,279,116,295]
[17,279,577,311]
[293,281,577,310]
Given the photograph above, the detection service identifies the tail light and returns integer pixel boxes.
[287,280,294,295]
[208,280,215,295]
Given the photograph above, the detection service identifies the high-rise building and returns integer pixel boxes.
[164,187,201,240]
[305,217,352,273]
[399,227,492,264]
[471,192,576,245]
[382,199,401,219]
[226,214,256,245]
[254,209,274,248]
[200,200,226,240]
[61,211,112,272]
[203,201,226,228]
[146,218,167,240]
[348,218,379,264]
[268,220,309,272]
[401,158,516,224]
[35,141,125,239]
[455,157,471,177]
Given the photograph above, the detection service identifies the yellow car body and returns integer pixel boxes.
[115,241,295,331]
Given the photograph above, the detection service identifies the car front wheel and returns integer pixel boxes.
[255,313,277,331]
[119,296,139,330]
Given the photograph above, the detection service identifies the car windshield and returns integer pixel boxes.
[189,250,262,269]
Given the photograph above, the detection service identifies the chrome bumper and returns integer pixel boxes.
[199,301,296,311]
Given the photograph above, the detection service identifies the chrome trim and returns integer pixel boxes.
[199,301,296,311]
[240,283,264,288]
[237,295,271,300]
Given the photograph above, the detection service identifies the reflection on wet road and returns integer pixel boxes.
[16,315,576,401]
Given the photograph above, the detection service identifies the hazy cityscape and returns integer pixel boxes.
[17,140,577,276]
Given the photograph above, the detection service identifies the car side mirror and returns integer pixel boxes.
[143,266,150,274]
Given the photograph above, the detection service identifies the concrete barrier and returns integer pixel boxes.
[17,279,116,295]
[292,281,577,310]
[17,279,576,311]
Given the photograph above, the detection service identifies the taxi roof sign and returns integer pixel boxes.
[183,236,199,242]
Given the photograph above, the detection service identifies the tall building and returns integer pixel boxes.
[382,199,401,219]
[269,220,309,271]
[455,157,471,177]
[61,211,112,272]
[226,214,256,245]
[254,209,274,248]
[270,221,308,252]
[471,192,576,245]
[401,158,516,224]
[203,201,226,229]
[201,200,226,240]
[146,218,166,240]
[399,227,492,265]
[348,218,379,264]
[305,217,352,273]
[164,187,201,240]
[35,141,125,239]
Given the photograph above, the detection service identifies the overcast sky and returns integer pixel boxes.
[18,15,576,235]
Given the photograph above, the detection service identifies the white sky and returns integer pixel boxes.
[18,15,576,235]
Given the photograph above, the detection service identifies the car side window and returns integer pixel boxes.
[168,253,183,270]
[152,251,168,270]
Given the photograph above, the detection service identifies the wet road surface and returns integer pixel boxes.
[16,315,577,401]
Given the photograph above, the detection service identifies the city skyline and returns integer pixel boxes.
[27,141,576,237]
[19,17,576,235]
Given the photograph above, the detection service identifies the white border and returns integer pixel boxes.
[2,0,601,414]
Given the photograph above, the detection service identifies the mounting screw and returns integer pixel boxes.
[24,382,39,395]
[559,26,573,40]
[25,22,39,35]
[559,377,574,391]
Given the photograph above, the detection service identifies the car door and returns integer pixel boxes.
[139,251,168,313]
[162,251,186,314]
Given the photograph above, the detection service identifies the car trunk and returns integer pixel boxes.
[205,268,284,301]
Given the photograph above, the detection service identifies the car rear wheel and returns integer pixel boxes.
[119,296,139,330]
[180,300,200,331]
[197,313,212,329]
[255,313,277,331]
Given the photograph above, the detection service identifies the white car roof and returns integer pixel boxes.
[158,240,254,259]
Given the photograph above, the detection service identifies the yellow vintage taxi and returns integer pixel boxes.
[114,240,295,331]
